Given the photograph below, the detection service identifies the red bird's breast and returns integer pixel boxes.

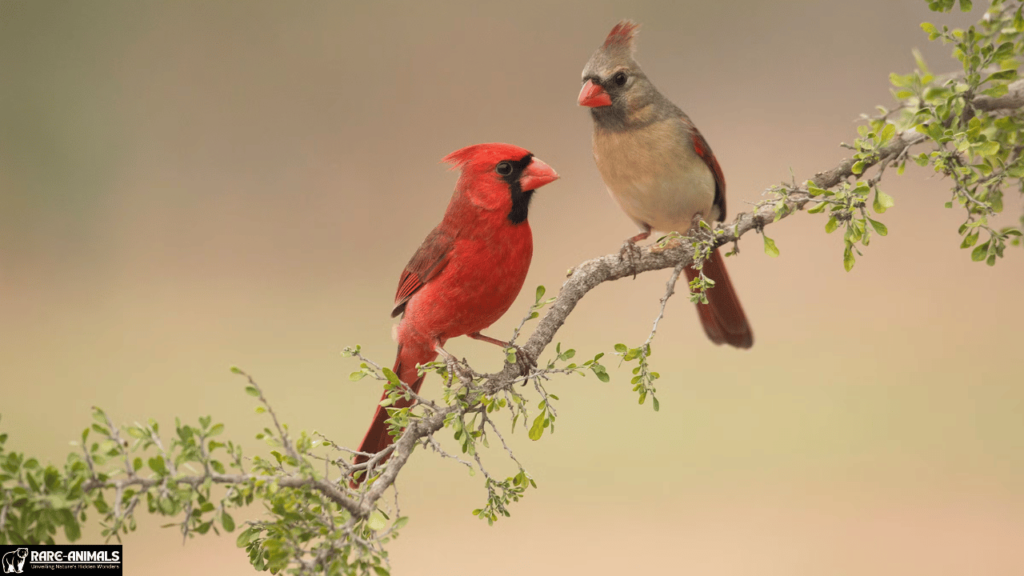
[400,220,533,344]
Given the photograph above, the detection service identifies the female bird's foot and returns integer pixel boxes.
[619,239,643,279]
[619,229,651,279]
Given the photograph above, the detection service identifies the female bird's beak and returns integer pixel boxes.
[519,157,559,191]
[578,80,612,107]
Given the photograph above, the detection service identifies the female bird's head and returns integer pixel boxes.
[442,143,559,224]
[579,21,662,128]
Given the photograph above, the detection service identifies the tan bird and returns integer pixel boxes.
[579,21,753,348]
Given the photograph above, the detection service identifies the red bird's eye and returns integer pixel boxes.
[614,72,627,86]
[496,162,513,176]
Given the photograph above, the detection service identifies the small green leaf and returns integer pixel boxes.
[851,161,865,175]
[528,413,546,441]
[236,527,255,547]
[873,189,895,214]
[222,512,235,532]
[843,246,856,272]
[244,386,259,397]
[973,141,999,157]
[867,218,888,236]
[825,217,839,234]
[762,234,780,257]
[535,285,546,303]
[367,510,387,531]
[971,241,990,261]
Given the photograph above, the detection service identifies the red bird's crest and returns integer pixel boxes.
[441,143,531,171]
[603,20,639,51]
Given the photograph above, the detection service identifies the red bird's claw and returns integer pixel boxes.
[511,345,537,376]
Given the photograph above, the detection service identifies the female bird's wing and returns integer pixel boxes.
[391,226,456,317]
[681,114,727,221]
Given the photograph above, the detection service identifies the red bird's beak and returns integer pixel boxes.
[578,80,612,107]
[520,157,559,191]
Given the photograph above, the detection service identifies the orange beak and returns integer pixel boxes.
[520,157,559,191]
[578,79,612,107]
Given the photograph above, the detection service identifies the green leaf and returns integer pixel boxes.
[222,512,235,532]
[825,217,839,234]
[961,230,979,248]
[851,161,865,175]
[762,234,780,257]
[528,413,546,441]
[973,141,999,157]
[244,386,259,397]
[63,518,82,542]
[843,246,856,272]
[921,22,938,35]
[148,456,168,476]
[873,189,895,214]
[958,0,972,11]
[535,285,546,303]
[971,241,990,261]
[867,218,888,236]
[879,123,896,144]
[614,343,627,354]
[236,526,255,547]
[367,510,387,531]
[806,201,827,214]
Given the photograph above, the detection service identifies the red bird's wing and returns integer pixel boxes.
[392,227,455,317]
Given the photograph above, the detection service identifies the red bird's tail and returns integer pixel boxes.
[685,248,753,349]
[352,339,436,481]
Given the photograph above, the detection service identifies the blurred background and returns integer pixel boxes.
[2,1,1023,574]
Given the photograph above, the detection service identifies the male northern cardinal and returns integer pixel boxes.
[578,21,753,348]
[354,143,559,470]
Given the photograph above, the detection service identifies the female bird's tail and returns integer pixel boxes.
[685,248,753,349]
[352,338,436,482]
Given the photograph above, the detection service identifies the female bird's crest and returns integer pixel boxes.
[602,20,639,53]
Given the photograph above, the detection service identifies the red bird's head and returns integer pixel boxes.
[442,143,559,224]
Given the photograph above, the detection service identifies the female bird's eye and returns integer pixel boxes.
[496,162,513,175]
[614,72,628,86]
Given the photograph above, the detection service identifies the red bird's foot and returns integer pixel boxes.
[508,344,537,377]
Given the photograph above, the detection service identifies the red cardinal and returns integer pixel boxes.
[354,143,559,472]
[578,21,753,348]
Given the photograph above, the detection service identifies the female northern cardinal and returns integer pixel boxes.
[578,21,753,349]
[355,143,559,468]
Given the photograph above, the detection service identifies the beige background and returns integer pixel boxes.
[2,1,1023,574]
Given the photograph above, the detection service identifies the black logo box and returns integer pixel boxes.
[0,544,122,574]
